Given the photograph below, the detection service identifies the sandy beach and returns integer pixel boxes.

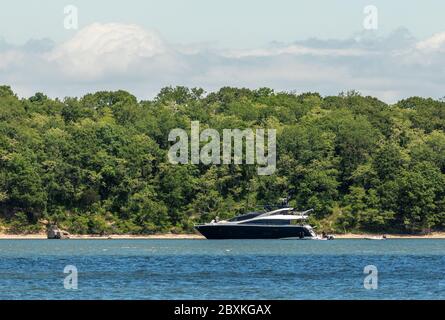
[332,232,445,239]
[0,232,445,240]
[0,233,205,240]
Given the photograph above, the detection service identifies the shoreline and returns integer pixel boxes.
[331,232,445,239]
[0,232,445,240]
[0,233,205,240]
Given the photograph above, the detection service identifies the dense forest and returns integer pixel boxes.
[0,85,444,234]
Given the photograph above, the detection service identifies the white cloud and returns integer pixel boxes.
[0,23,444,102]
[222,45,369,58]
[47,23,167,79]
[416,32,445,51]
[0,50,24,70]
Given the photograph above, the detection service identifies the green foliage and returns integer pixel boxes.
[6,212,42,234]
[0,86,444,234]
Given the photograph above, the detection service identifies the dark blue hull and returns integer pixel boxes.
[195,224,313,239]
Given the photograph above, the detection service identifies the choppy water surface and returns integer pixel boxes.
[0,239,444,299]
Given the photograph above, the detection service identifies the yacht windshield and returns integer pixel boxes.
[241,219,291,225]
[228,212,264,222]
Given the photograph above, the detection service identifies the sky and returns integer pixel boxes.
[0,0,445,102]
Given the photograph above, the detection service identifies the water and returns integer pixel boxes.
[0,239,444,300]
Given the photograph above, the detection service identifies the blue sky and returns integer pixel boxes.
[0,1,444,102]
[2,0,445,46]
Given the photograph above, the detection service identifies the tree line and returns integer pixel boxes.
[0,85,444,234]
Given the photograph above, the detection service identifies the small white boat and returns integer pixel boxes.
[363,235,387,240]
